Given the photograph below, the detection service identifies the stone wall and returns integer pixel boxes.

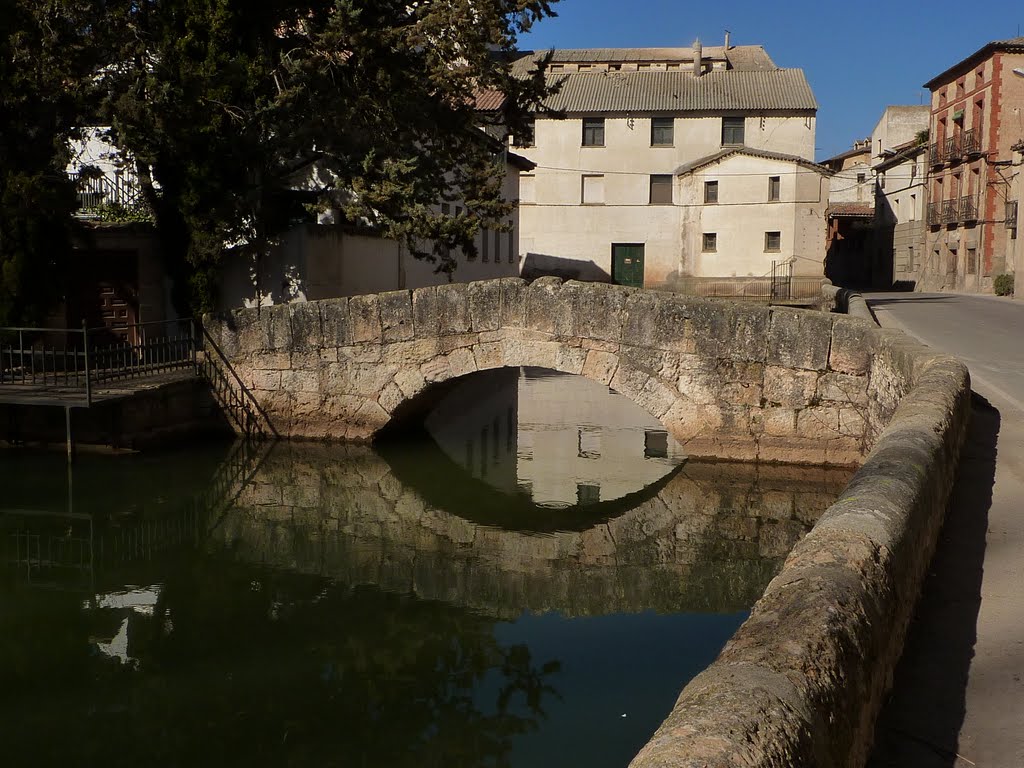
[629,299,970,767]
[205,277,917,467]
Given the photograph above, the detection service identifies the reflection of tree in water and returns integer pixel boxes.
[0,561,559,768]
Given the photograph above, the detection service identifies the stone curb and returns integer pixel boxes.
[629,291,971,767]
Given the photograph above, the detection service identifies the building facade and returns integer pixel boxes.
[922,38,1024,293]
[511,41,824,288]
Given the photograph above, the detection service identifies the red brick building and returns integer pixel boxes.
[922,38,1024,293]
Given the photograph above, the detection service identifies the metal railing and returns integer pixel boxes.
[958,195,979,222]
[672,272,824,303]
[929,143,943,166]
[941,199,959,225]
[944,136,962,163]
[0,319,197,405]
[68,172,143,213]
[927,201,942,226]
[962,128,981,156]
[1007,200,1018,229]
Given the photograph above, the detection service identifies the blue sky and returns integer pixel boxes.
[519,0,1024,161]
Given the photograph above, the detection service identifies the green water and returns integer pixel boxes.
[0,369,850,767]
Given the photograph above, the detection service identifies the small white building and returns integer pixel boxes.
[511,41,823,287]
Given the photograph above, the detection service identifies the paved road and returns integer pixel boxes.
[866,293,1024,768]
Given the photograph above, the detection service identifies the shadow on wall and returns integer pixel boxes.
[521,253,610,283]
[868,392,999,767]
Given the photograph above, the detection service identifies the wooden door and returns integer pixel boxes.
[612,244,645,288]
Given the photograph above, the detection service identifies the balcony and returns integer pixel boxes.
[929,142,944,167]
[941,199,959,225]
[962,128,981,156]
[68,171,144,216]
[927,202,942,226]
[1007,201,1018,229]
[944,136,963,164]
[958,195,979,223]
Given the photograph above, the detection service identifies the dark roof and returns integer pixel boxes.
[512,46,776,70]
[821,145,871,166]
[827,202,874,218]
[874,139,926,171]
[474,88,507,112]
[675,146,831,176]
[523,69,817,114]
[507,151,536,171]
[923,37,1024,89]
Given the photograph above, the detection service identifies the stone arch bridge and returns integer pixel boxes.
[204,277,891,466]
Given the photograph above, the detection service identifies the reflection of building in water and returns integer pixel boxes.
[426,367,686,507]
[424,368,521,494]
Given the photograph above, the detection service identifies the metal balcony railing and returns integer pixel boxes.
[929,143,943,166]
[959,195,979,222]
[1007,200,1019,229]
[962,128,981,156]
[68,172,143,213]
[941,199,959,225]
[944,136,962,163]
[927,201,942,226]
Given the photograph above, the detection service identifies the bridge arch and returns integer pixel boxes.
[205,277,874,466]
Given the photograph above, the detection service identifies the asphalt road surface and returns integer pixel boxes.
[866,293,1024,768]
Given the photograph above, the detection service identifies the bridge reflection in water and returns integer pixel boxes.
[0,375,851,768]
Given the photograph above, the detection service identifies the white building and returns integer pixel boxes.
[511,41,826,287]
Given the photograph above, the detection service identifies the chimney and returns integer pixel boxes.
[692,38,703,77]
[724,30,731,50]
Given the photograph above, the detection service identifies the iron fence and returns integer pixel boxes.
[0,319,197,405]
[672,265,823,303]
[68,172,143,213]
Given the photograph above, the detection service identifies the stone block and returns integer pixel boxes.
[280,368,321,394]
[378,382,405,414]
[636,377,678,419]
[767,308,832,371]
[394,367,427,399]
[498,278,528,329]
[830,316,874,375]
[250,369,282,391]
[436,283,472,335]
[472,342,504,371]
[525,278,573,337]
[378,290,414,343]
[796,406,842,441]
[556,345,588,375]
[382,338,441,366]
[324,363,397,398]
[349,294,382,344]
[582,349,619,385]
[254,352,292,371]
[446,347,478,378]
[320,299,350,347]
[623,291,694,352]
[263,304,292,351]
[468,280,502,332]
[763,366,818,407]
[817,372,869,406]
[289,302,322,351]
[610,365,651,402]
[758,407,799,437]
[412,286,440,338]
[619,345,668,377]
[420,355,452,383]
[566,281,627,343]
[676,362,719,405]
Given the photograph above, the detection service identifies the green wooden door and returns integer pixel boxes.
[612,244,645,288]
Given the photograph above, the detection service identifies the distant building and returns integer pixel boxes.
[921,37,1024,293]
[822,141,874,288]
[510,39,825,288]
[870,106,930,288]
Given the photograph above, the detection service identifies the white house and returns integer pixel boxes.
[511,40,824,288]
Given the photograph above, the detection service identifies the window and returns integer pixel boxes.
[879,173,886,190]
[649,174,673,205]
[651,117,674,146]
[494,229,501,263]
[582,117,605,146]
[576,484,601,505]
[976,67,985,86]
[581,174,605,204]
[768,176,781,202]
[967,247,978,274]
[909,193,917,221]
[519,174,535,204]
[764,231,781,252]
[644,430,668,459]
[513,119,535,148]
[481,227,489,262]
[722,116,745,145]
[856,173,866,185]
[702,233,717,252]
[704,180,719,204]
[907,246,915,271]
[441,203,450,215]
[507,229,514,263]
